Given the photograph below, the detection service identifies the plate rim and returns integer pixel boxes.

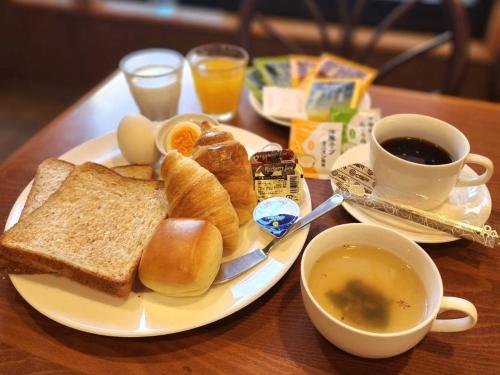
[248,91,372,128]
[6,126,313,337]
[331,143,492,244]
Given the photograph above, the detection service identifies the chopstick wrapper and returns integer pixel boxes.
[330,163,499,248]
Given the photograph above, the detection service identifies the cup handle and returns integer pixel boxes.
[430,296,477,332]
[456,153,494,187]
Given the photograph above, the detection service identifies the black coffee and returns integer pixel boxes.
[381,137,452,165]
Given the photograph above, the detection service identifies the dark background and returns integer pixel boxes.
[180,0,493,38]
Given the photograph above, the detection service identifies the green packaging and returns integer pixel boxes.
[245,67,266,102]
[253,56,290,87]
[330,107,381,153]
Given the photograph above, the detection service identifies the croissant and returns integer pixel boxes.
[192,122,257,225]
[161,150,239,254]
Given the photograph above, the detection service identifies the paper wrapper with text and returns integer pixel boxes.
[304,53,378,95]
[330,163,499,248]
[290,55,319,88]
[289,119,343,179]
[253,56,291,87]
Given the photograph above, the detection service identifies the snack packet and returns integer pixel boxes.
[246,67,266,102]
[254,56,290,87]
[250,149,304,203]
[330,107,382,152]
[306,53,378,92]
[289,55,318,88]
[305,79,362,121]
[289,119,343,179]
[262,87,307,119]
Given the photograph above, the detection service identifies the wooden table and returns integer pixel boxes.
[0,72,499,375]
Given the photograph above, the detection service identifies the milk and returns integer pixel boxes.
[127,64,181,121]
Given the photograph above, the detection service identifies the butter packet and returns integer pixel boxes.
[246,67,266,102]
[308,53,378,92]
[254,56,290,87]
[289,119,343,179]
[330,107,382,152]
[289,55,318,88]
[305,79,362,121]
[250,149,304,203]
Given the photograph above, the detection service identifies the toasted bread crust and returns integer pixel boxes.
[1,244,134,297]
[1,160,159,277]
[21,158,74,219]
[1,162,167,297]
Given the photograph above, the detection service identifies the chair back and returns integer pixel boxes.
[237,0,469,94]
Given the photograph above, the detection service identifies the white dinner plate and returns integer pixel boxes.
[248,91,372,127]
[5,125,312,337]
[331,143,492,243]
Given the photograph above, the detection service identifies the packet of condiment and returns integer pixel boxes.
[253,197,300,238]
[262,87,308,119]
[250,149,304,203]
[330,107,381,152]
[305,79,362,121]
[306,53,378,93]
[289,119,343,179]
[254,56,291,87]
[289,55,318,88]
[246,67,266,102]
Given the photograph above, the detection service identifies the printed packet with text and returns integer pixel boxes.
[289,119,343,179]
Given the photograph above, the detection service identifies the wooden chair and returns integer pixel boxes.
[237,0,469,94]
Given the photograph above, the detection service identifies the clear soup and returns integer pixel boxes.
[308,244,427,333]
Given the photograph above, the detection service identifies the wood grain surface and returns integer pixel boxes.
[0,72,499,375]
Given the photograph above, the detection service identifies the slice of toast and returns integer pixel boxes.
[113,164,154,180]
[0,159,154,276]
[1,162,167,297]
[21,158,154,219]
[20,158,75,220]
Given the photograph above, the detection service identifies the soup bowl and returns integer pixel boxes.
[300,223,477,358]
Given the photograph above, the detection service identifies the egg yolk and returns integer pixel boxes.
[168,127,200,156]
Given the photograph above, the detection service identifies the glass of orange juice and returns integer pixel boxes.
[187,44,248,121]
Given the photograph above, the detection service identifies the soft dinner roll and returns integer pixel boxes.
[139,218,223,297]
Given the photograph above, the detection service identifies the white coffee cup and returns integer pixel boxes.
[370,114,493,210]
[300,223,477,359]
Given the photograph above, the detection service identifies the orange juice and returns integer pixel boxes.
[191,57,245,118]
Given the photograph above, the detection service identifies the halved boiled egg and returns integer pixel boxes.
[165,121,202,156]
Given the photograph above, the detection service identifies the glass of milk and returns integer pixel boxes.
[120,49,184,121]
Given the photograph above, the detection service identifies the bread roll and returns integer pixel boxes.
[138,218,223,297]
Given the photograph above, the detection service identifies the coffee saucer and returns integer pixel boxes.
[331,143,492,243]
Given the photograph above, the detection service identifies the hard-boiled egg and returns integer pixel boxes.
[117,114,160,165]
[165,121,201,156]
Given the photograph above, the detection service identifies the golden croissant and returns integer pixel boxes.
[192,122,257,225]
[161,150,239,254]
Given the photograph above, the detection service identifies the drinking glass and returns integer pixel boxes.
[120,49,184,121]
[187,44,248,122]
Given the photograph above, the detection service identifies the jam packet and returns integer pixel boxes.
[250,149,304,203]
[289,119,343,179]
[330,107,381,152]
[253,56,290,87]
[305,79,362,121]
[289,54,318,88]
